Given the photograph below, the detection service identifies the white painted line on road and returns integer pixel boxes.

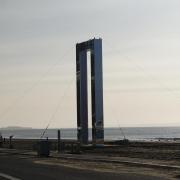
[0,172,21,180]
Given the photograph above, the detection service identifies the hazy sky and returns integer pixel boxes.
[1,0,180,128]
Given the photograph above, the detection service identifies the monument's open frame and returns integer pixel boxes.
[76,38,104,145]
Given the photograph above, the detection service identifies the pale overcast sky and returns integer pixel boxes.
[0,0,180,128]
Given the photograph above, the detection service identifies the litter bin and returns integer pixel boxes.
[37,140,50,157]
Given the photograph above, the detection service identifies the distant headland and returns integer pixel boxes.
[0,126,32,130]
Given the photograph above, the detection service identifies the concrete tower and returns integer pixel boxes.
[76,38,104,145]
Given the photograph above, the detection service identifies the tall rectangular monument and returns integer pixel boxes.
[76,38,104,145]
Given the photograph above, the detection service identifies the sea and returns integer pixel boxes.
[1,127,180,141]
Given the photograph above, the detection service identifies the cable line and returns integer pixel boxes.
[0,47,74,123]
[105,89,127,140]
[103,39,180,137]
[40,76,74,139]
[104,39,180,100]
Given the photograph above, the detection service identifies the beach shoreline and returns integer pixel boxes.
[1,139,180,179]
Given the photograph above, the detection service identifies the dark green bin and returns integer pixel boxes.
[37,140,50,157]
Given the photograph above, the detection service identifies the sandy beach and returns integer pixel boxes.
[1,139,180,179]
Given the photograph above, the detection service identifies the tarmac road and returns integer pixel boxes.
[0,154,167,180]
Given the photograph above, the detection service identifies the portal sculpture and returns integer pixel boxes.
[76,38,104,144]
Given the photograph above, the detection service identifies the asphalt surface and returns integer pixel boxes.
[0,154,168,180]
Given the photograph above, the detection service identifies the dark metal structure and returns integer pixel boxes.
[76,38,104,145]
[57,130,61,152]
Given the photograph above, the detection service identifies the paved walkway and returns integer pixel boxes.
[0,154,167,180]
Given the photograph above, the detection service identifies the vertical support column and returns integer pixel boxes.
[91,46,96,144]
[76,46,88,144]
[76,44,81,142]
[91,39,104,144]
[80,51,88,144]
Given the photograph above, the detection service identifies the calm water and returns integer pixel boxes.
[1,127,180,141]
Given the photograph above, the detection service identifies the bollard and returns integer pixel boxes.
[37,139,50,157]
[57,130,61,152]
[77,142,81,153]
[9,135,13,149]
[71,143,74,153]
[0,135,2,148]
